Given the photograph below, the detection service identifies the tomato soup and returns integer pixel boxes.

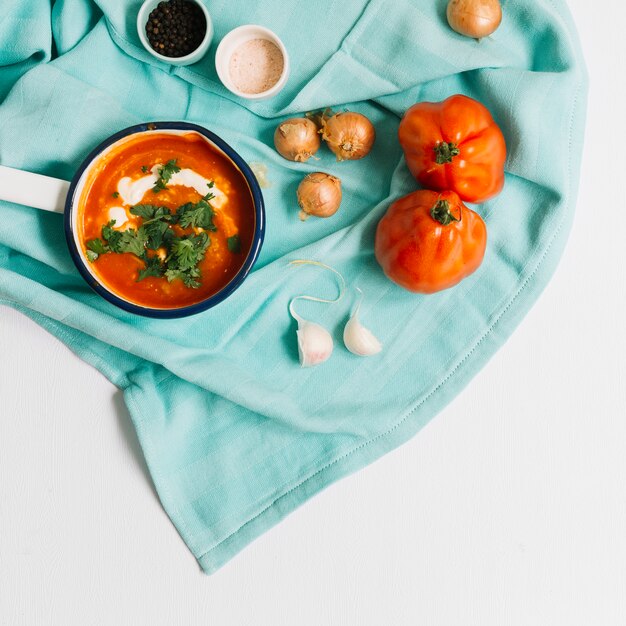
[77,132,255,309]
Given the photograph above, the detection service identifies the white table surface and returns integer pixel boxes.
[1,2,624,624]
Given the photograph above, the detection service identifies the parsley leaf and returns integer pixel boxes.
[227,235,241,254]
[101,220,124,252]
[203,181,215,201]
[167,232,210,271]
[130,204,172,223]
[105,225,148,257]
[169,238,197,270]
[176,199,216,231]
[137,255,164,281]
[165,266,201,289]
[164,268,185,283]
[181,271,202,289]
[112,191,119,199]
[141,165,149,174]
[152,159,180,193]
[86,238,109,260]
[120,227,148,256]
[102,220,117,241]
[130,204,160,220]
[143,219,171,250]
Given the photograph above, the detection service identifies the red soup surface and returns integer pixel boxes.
[78,131,255,309]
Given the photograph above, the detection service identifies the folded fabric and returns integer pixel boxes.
[0,0,587,573]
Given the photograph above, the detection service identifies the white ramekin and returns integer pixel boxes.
[215,25,290,101]
[136,0,213,67]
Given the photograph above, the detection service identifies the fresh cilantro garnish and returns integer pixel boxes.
[152,159,180,193]
[163,233,209,288]
[162,233,210,288]
[112,191,119,199]
[87,221,122,256]
[165,266,202,289]
[227,235,241,253]
[176,199,216,231]
[85,172,221,289]
[203,181,215,201]
[141,165,149,174]
[137,255,164,281]
[130,204,160,219]
[130,204,172,223]
[143,219,171,250]
[181,271,202,289]
[102,221,123,252]
[86,238,109,259]
[107,227,148,256]
[167,232,210,270]
[102,220,117,241]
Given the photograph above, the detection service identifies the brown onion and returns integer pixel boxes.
[274,118,321,162]
[447,0,502,39]
[321,112,375,161]
[297,172,342,220]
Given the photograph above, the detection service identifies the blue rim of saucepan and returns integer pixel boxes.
[63,121,265,319]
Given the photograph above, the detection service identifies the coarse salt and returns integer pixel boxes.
[228,38,284,95]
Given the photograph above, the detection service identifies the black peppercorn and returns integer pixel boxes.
[145,0,206,58]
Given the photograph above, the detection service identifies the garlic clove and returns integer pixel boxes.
[288,260,346,368]
[343,291,382,357]
[343,315,382,357]
[296,319,334,367]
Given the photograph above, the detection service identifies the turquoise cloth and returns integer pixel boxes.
[0,0,587,573]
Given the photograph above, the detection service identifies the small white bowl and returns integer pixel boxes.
[215,25,290,101]
[137,0,213,66]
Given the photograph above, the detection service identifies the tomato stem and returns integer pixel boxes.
[434,141,460,165]
[431,199,461,226]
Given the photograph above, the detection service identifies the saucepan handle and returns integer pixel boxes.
[0,165,70,214]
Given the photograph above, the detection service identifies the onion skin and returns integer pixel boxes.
[274,118,321,162]
[321,112,375,161]
[447,0,502,39]
[297,172,342,220]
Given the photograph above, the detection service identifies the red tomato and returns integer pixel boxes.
[398,94,506,204]
[375,189,487,293]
